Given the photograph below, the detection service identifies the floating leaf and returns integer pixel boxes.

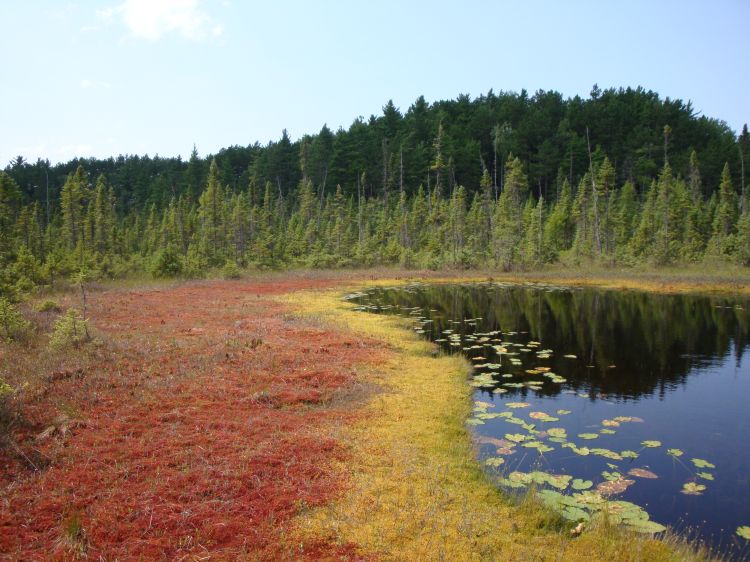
[492,388,508,394]
[691,458,715,469]
[696,472,714,481]
[591,448,623,460]
[666,448,683,457]
[485,457,505,467]
[600,429,617,435]
[529,411,559,422]
[547,428,567,439]
[601,419,621,427]
[578,433,599,440]
[737,526,750,540]
[474,400,494,410]
[556,409,572,415]
[597,478,635,496]
[628,468,658,479]
[681,482,706,495]
[505,433,527,443]
[572,478,593,490]
[640,440,662,448]
[466,418,485,426]
[620,450,639,459]
[505,402,531,409]
[625,519,667,534]
[602,471,622,482]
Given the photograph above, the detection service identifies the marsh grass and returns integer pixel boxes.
[286,285,718,561]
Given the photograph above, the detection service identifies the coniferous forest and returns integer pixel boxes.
[1,86,749,298]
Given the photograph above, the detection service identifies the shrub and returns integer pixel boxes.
[0,298,30,342]
[151,244,183,278]
[49,308,90,349]
[35,299,62,313]
[221,260,242,279]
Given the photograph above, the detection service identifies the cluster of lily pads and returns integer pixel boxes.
[469,399,728,535]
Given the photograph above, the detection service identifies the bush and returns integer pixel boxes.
[0,298,30,342]
[221,260,242,279]
[151,244,183,278]
[35,299,62,313]
[49,308,90,349]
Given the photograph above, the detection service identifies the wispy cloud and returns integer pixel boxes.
[97,0,223,41]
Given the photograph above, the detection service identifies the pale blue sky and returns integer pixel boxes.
[1,0,748,166]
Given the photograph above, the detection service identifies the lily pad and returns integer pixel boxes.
[640,440,662,448]
[556,409,572,415]
[564,354,577,359]
[681,482,706,495]
[591,448,623,460]
[696,472,714,481]
[597,477,635,496]
[691,458,715,469]
[505,402,531,409]
[666,448,684,457]
[578,433,599,440]
[485,457,505,467]
[466,418,485,426]
[620,450,639,459]
[572,478,594,490]
[600,429,617,435]
[505,433,527,443]
[547,428,567,438]
[628,468,658,479]
[737,526,750,540]
[625,519,667,534]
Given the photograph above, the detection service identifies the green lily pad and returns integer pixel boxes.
[485,457,505,467]
[556,409,572,415]
[600,429,616,435]
[591,448,623,460]
[640,440,662,448]
[578,433,599,440]
[572,478,593,490]
[561,506,590,522]
[620,450,639,459]
[602,470,622,482]
[666,448,683,457]
[505,433,527,443]
[691,458,715,469]
[466,418,485,426]
[681,482,706,496]
[547,428,567,439]
[737,526,750,540]
[696,472,714,481]
[625,519,667,534]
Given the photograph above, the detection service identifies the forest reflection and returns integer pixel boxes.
[357,283,750,400]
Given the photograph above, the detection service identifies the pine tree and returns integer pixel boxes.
[493,156,527,269]
[706,163,737,257]
[196,159,226,265]
[543,179,573,260]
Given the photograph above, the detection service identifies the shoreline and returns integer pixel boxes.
[285,283,708,561]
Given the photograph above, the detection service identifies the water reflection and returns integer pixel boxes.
[354,283,750,401]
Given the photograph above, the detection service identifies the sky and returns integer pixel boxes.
[1,0,748,166]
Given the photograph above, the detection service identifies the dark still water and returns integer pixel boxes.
[348,283,750,557]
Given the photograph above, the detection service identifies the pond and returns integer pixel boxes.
[347,282,750,558]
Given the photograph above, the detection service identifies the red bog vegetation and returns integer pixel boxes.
[0,279,380,560]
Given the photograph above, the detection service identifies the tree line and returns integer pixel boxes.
[1,86,748,297]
